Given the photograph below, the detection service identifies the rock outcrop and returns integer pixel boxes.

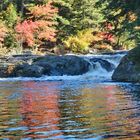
[112,47,140,82]
[0,55,90,77]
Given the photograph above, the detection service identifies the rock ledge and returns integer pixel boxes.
[0,55,90,78]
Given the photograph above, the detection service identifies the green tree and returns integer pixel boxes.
[96,0,140,49]
[0,2,19,49]
[55,0,104,38]
[2,3,18,27]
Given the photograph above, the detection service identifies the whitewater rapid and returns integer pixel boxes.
[0,52,126,82]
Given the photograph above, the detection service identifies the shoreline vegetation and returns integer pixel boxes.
[0,0,140,56]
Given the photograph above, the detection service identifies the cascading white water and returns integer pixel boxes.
[0,52,126,82]
[79,52,126,81]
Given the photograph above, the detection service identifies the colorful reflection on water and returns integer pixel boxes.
[0,81,139,139]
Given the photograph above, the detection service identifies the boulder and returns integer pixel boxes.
[34,55,90,76]
[112,47,140,82]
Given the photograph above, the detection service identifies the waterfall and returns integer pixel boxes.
[0,51,126,82]
[80,51,126,80]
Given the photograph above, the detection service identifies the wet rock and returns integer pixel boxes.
[0,55,90,77]
[90,58,115,72]
[112,47,140,82]
[12,64,44,77]
[0,64,16,77]
[34,55,90,76]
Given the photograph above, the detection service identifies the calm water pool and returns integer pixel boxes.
[0,80,139,140]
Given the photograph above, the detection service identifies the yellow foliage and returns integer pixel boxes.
[128,12,137,22]
[64,29,94,53]
[0,46,9,56]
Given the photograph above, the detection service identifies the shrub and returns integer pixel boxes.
[64,29,94,53]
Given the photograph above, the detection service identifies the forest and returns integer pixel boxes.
[0,0,140,55]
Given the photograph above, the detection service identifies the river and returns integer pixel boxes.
[0,53,140,140]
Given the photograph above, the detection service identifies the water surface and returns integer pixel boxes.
[0,80,139,140]
[0,53,139,139]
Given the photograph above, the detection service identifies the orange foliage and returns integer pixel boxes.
[15,20,38,46]
[15,1,58,47]
[128,12,137,22]
[0,22,8,46]
[30,2,57,19]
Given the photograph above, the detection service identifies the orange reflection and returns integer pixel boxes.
[75,85,140,139]
[19,81,63,139]
[0,82,139,140]
[105,85,140,139]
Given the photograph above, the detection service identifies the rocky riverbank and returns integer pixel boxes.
[112,47,140,82]
[0,55,90,78]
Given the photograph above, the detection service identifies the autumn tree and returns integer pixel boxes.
[15,1,58,48]
[0,21,8,47]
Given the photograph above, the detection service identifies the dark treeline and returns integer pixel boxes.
[0,0,140,55]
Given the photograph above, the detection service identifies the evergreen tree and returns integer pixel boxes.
[96,0,140,49]
[55,0,104,38]
[2,3,18,27]
[0,2,18,48]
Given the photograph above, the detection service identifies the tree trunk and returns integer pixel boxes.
[21,0,25,16]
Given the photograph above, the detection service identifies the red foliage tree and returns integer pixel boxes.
[15,1,58,47]
[100,32,115,43]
